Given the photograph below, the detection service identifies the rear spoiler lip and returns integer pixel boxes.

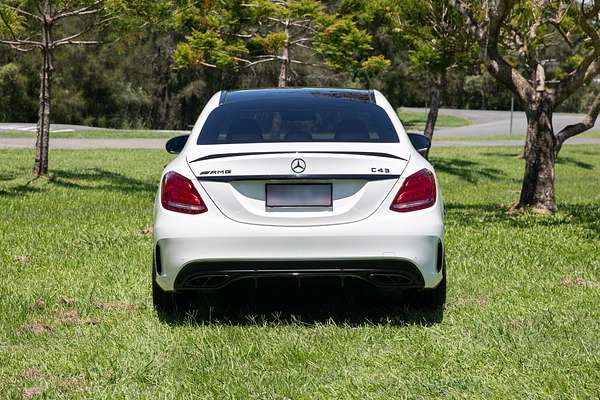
[189,151,407,163]
[196,174,401,182]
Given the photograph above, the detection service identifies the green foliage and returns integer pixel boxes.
[172,0,389,85]
[250,32,287,53]
[0,62,35,121]
[0,5,25,36]
[392,0,475,75]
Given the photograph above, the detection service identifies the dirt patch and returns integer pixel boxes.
[18,368,45,380]
[59,297,77,306]
[60,311,99,326]
[560,276,599,289]
[14,255,29,264]
[58,374,88,393]
[22,387,43,399]
[20,323,52,335]
[456,297,489,306]
[28,299,47,312]
[141,226,153,237]
[95,302,136,311]
[510,318,533,329]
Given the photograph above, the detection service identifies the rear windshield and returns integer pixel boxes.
[197,98,399,144]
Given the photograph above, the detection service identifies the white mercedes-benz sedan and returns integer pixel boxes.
[152,88,445,311]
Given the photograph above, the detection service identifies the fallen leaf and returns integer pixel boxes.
[28,299,47,311]
[20,323,52,335]
[22,388,43,399]
[14,255,28,264]
[60,310,99,326]
[141,226,153,237]
[60,297,77,306]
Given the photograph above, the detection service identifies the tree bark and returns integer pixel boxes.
[513,99,557,213]
[33,24,52,177]
[278,20,290,88]
[424,72,444,142]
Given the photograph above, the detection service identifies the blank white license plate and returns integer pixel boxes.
[266,184,332,207]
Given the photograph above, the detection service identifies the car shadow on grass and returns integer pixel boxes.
[431,158,507,183]
[157,280,444,327]
[0,168,156,198]
[49,168,156,195]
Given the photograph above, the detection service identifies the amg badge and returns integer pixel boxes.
[199,170,232,175]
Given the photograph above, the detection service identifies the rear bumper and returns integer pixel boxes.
[172,259,426,291]
[154,208,444,291]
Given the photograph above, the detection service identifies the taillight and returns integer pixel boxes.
[390,169,436,212]
[161,171,207,214]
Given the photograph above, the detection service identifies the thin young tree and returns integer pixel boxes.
[172,0,389,87]
[449,0,600,213]
[393,0,475,143]
[0,0,168,176]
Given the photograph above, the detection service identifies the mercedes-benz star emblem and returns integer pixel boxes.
[291,158,306,174]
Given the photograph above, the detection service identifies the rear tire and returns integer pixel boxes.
[152,256,177,313]
[407,256,446,309]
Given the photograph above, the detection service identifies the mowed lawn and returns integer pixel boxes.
[1,146,599,399]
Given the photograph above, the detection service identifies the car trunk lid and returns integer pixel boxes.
[186,143,410,226]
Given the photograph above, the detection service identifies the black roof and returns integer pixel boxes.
[220,88,375,105]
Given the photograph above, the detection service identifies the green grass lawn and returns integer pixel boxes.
[434,131,600,142]
[0,130,181,139]
[1,146,599,398]
[398,111,472,132]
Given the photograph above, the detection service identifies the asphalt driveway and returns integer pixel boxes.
[401,107,600,137]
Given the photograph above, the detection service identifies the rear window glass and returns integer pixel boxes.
[197,97,399,144]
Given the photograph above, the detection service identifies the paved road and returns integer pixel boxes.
[400,107,600,136]
[0,138,166,149]
[0,122,107,133]
[2,108,600,149]
[4,108,599,138]
[2,136,600,149]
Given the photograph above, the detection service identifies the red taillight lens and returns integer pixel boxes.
[390,169,437,212]
[161,171,207,214]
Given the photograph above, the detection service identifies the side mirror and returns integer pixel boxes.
[165,135,189,154]
[408,133,431,159]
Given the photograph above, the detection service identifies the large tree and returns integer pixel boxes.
[0,0,168,176]
[172,0,389,87]
[450,0,600,213]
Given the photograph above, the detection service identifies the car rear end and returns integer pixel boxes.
[152,88,444,308]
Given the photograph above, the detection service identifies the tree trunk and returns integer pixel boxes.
[278,20,290,88]
[33,25,52,177]
[513,100,557,213]
[423,72,443,142]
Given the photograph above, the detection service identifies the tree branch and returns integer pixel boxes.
[53,39,101,47]
[242,57,279,67]
[447,0,483,40]
[472,0,534,101]
[553,52,600,106]
[53,1,102,20]
[553,3,600,105]
[554,92,600,155]
[0,39,36,51]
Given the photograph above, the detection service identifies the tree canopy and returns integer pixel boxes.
[172,0,390,87]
